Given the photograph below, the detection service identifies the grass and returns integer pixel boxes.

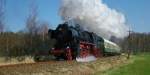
[96,53,150,75]
[0,56,34,66]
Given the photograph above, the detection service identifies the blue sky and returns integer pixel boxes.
[4,0,150,32]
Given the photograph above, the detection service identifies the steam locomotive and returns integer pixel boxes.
[48,22,121,60]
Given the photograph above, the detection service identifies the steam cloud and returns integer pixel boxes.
[59,0,129,39]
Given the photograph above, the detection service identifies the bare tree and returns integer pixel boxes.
[0,0,5,32]
[38,22,49,41]
[25,0,39,53]
[26,0,38,35]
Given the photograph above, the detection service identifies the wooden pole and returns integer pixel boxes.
[127,27,133,59]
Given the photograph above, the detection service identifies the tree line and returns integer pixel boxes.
[121,32,150,54]
[1,31,150,57]
[0,30,55,57]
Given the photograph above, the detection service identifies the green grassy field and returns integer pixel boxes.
[96,53,150,75]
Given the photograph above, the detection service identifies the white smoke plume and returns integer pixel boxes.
[59,0,129,39]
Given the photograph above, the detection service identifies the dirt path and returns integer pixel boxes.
[0,56,128,75]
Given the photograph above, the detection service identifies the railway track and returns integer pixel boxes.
[0,56,126,75]
[0,60,77,68]
[0,61,62,68]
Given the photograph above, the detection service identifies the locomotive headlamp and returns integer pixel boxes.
[67,46,70,49]
[52,48,55,50]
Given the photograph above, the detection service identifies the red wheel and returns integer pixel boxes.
[93,46,101,57]
[66,47,72,60]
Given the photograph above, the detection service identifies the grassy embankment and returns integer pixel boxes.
[96,53,150,75]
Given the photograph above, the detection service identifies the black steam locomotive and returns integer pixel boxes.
[34,22,121,61]
[48,22,106,60]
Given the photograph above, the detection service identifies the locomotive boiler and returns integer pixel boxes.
[48,22,121,61]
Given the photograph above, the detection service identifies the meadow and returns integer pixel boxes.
[96,53,150,75]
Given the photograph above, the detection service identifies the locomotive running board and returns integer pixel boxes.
[76,55,97,62]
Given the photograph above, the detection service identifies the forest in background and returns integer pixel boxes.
[0,0,150,60]
[0,31,150,58]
